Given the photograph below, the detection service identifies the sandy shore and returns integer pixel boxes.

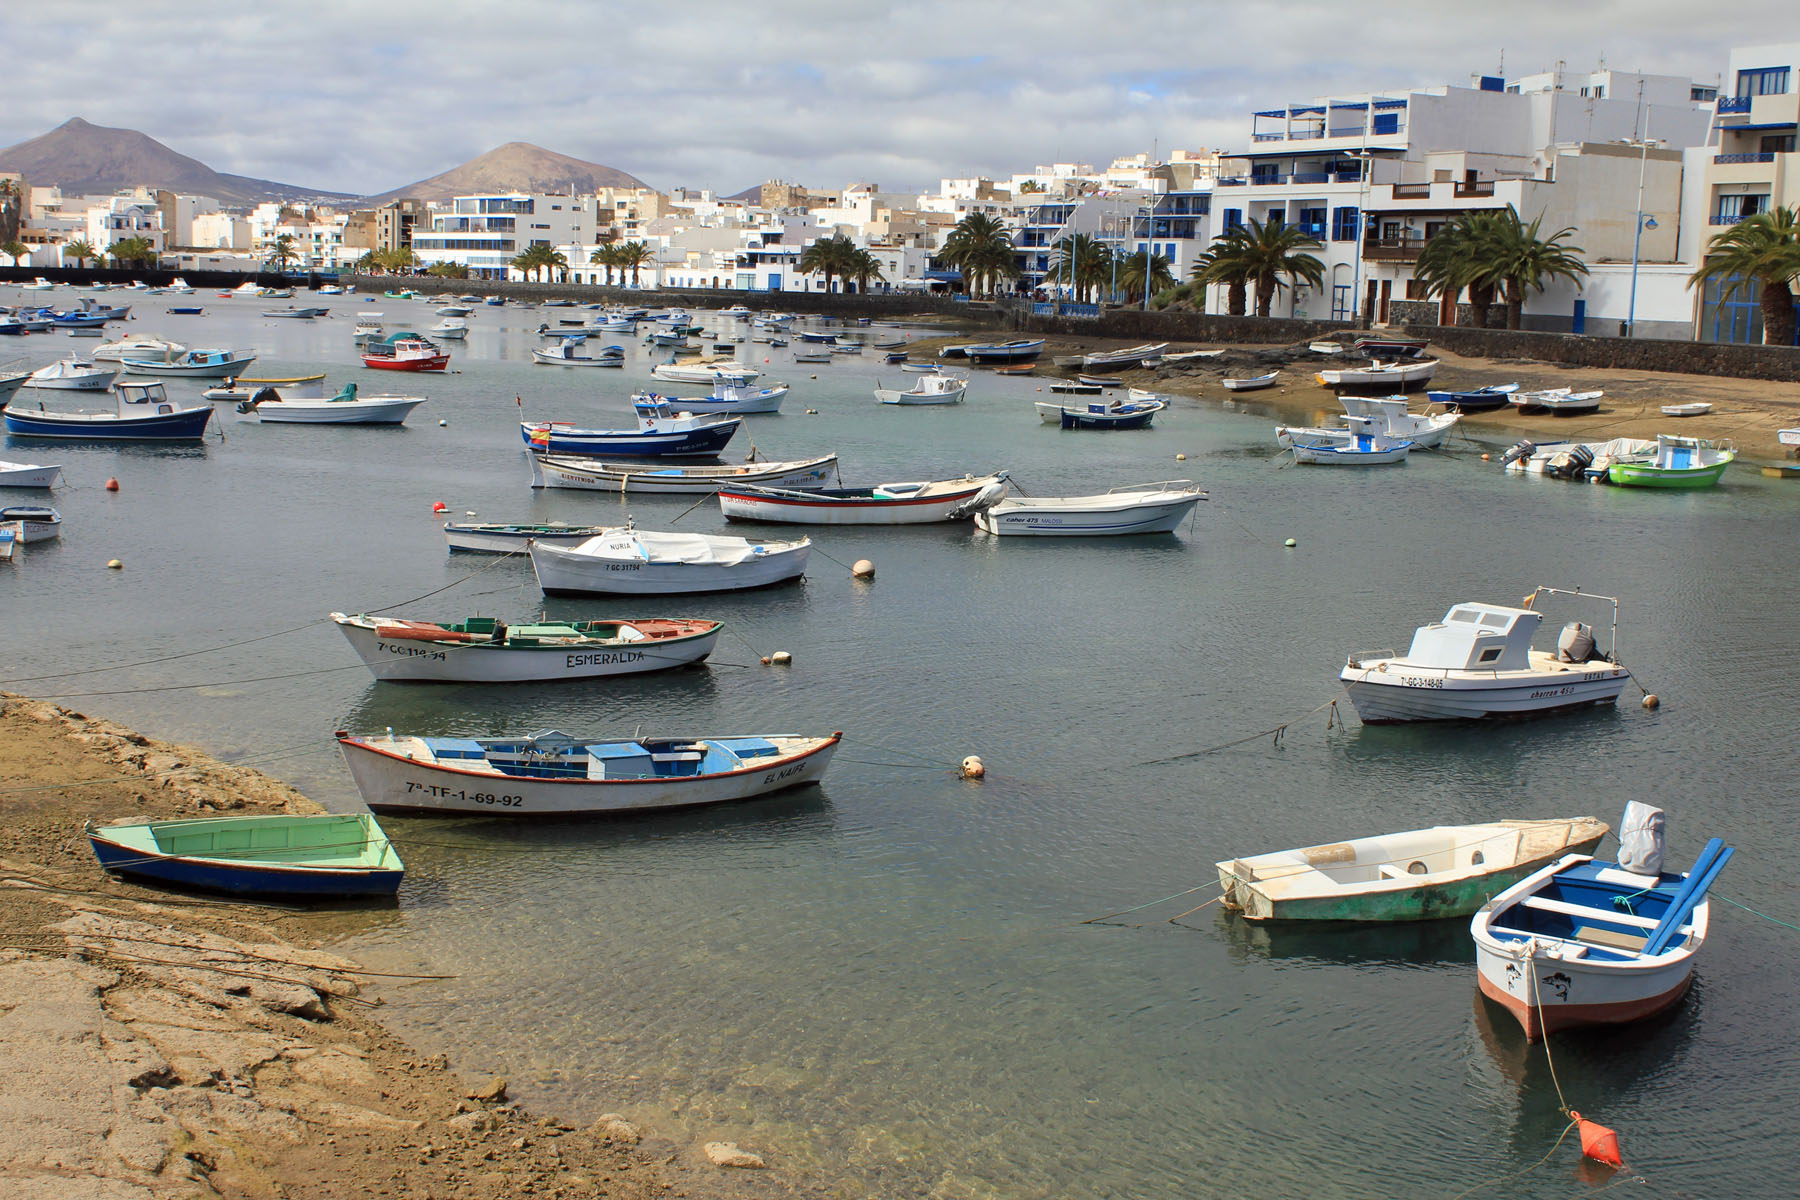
[901,331,1800,462]
[0,694,806,1200]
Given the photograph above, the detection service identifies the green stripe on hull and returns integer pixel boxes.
[1607,463,1728,489]
[1262,867,1542,922]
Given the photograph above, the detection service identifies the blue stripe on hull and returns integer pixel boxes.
[4,409,213,440]
[90,838,402,897]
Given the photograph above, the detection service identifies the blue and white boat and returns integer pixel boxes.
[4,380,215,440]
[87,813,404,898]
[1035,397,1165,430]
[522,407,741,457]
[122,347,258,378]
[631,381,788,415]
[963,339,1045,365]
[1283,415,1413,465]
[1426,383,1519,412]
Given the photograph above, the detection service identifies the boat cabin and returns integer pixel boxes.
[1403,603,1540,671]
[116,381,175,413]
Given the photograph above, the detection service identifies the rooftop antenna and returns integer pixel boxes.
[1498,48,1504,76]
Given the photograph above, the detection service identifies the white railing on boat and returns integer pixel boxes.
[1527,585,1622,665]
[1106,479,1199,494]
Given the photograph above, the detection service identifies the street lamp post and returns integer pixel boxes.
[1349,149,1371,328]
[1625,134,1654,338]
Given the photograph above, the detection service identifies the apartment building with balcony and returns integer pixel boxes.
[1695,42,1800,342]
[410,193,598,279]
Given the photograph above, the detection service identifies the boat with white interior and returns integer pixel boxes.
[974,480,1204,536]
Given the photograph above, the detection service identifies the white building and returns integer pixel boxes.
[191,211,252,250]
[85,196,165,256]
[410,193,600,279]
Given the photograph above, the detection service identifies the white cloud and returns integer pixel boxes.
[0,0,1783,196]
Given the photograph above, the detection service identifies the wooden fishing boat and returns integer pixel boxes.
[0,504,60,542]
[1080,342,1167,371]
[1222,372,1278,392]
[1315,358,1439,390]
[1509,387,1603,415]
[1284,416,1412,464]
[1046,398,1166,430]
[1425,384,1518,412]
[335,729,842,817]
[1217,818,1608,922]
[1075,374,1123,388]
[1607,435,1734,489]
[530,527,811,594]
[4,380,214,441]
[1472,832,1733,1040]
[530,453,839,494]
[122,347,258,378]
[86,813,404,897]
[0,460,63,489]
[1659,402,1713,418]
[331,612,722,682]
[964,339,1045,365]
[974,480,1204,536]
[717,474,1008,525]
[521,408,740,458]
[444,521,612,553]
[1340,585,1630,723]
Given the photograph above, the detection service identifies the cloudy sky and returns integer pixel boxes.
[3,1,1791,196]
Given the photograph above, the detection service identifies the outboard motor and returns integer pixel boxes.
[1501,439,1535,467]
[1557,621,1597,663]
[1546,444,1594,480]
[1618,802,1666,876]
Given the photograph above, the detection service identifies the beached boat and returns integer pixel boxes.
[523,406,740,458]
[1510,387,1603,415]
[336,729,842,817]
[650,359,759,385]
[1340,585,1631,723]
[974,480,1204,536]
[237,383,426,425]
[632,382,788,415]
[1472,809,1732,1040]
[1607,435,1734,489]
[122,348,257,378]
[1337,395,1463,447]
[1217,818,1609,922]
[201,374,329,403]
[1500,437,1657,481]
[1080,343,1168,371]
[963,339,1045,365]
[1075,374,1123,388]
[26,357,117,391]
[939,343,982,359]
[1308,342,1345,355]
[18,277,55,291]
[1125,387,1163,404]
[530,452,839,494]
[1047,381,1104,396]
[533,340,622,367]
[444,521,613,553]
[1352,335,1429,358]
[1284,416,1413,464]
[362,336,448,372]
[1659,402,1713,417]
[331,612,722,683]
[263,306,329,320]
[531,527,811,595]
[4,380,214,440]
[1425,384,1519,412]
[1779,428,1800,448]
[89,334,186,363]
[0,460,62,489]
[793,351,833,364]
[875,373,967,405]
[718,474,1008,525]
[1222,372,1279,392]
[1047,397,1166,430]
[0,504,61,542]
[86,813,404,898]
[1315,359,1439,390]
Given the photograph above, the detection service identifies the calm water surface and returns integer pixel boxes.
[5,287,1797,1198]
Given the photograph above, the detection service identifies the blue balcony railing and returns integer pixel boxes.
[1252,132,1283,142]
[1715,152,1776,164]
[1710,213,1753,225]
[1717,96,1753,114]
[1288,172,1331,184]
[1215,176,1248,186]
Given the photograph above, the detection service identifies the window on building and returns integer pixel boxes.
[1332,206,1360,240]
[1761,134,1796,154]
[1222,208,1243,234]
[1692,86,1719,102]
[1736,67,1791,97]
[1405,279,1430,300]
[1297,206,1327,240]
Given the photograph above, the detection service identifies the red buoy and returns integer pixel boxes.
[1571,1112,1623,1168]
[105,477,120,491]
[432,501,448,513]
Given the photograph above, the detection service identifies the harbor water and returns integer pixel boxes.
[5,289,1796,1198]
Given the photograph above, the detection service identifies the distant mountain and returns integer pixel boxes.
[362,143,651,205]
[0,117,353,205]
[724,185,763,203]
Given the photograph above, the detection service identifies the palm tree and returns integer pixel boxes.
[1414,211,1504,328]
[590,243,618,286]
[797,235,857,293]
[64,239,97,270]
[1191,229,1253,316]
[512,244,558,282]
[615,240,655,287]
[1,240,26,267]
[543,248,568,283]
[1047,233,1110,303]
[267,232,299,273]
[376,247,417,275]
[1227,219,1326,318]
[108,237,158,269]
[353,250,379,274]
[426,261,468,278]
[940,213,1017,296]
[1117,249,1176,306]
[847,248,885,293]
[1484,208,1588,330]
[1689,206,1800,346]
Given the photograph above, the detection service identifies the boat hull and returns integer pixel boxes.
[335,619,720,682]
[1475,959,1693,1040]
[530,454,837,494]
[123,355,257,378]
[1341,667,1629,722]
[718,479,1004,525]
[245,397,425,424]
[524,420,739,457]
[1607,461,1730,489]
[3,405,214,440]
[975,494,1201,536]
[0,462,63,488]
[337,734,840,816]
[444,523,610,553]
[530,540,809,595]
[87,815,402,898]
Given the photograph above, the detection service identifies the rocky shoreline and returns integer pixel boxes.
[0,694,799,1200]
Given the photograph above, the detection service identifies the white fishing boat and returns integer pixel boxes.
[1284,415,1413,465]
[1778,428,1800,447]
[533,340,623,367]
[530,453,839,494]
[717,474,1008,525]
[1080,342,1168,371]
[1660,402,1712,418]
[201,374,330,403]
[335,729,842,817]
[1340,586,1631,723]
[236,382,426,425]
[89,334,186,363]
[1335,395,1462,447]
[1222,372,1278,392]
[1217,817,1609,922]
[444,521,613,554]
[330,612,722,683]
[631,382,788,415]
[0,366,31,406]
[1472,805,1732,1041]
[875,373,967,405]
[430,317,469,340]
[651,358,759,385]
[1047,381,1103,396]
[0,504,60,542]
[974,480,1205,536]
[122,348,258,378]
[1510,387,1603,415]
[1315,359,1439,389]
[0,460,62,489]
[436,305,472,317]
[530,527,812,595]
[1161,349,1225,363]
[27,357,118,391]
[1125,387,1163,403]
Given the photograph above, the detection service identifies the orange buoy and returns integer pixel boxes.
[1571,1112,1623,1168]
[105,477,119,491]
[432,501,448,513]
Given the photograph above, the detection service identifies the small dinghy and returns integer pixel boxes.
[1222,371,1278,392]
[444,521,613,553]
[974,480,1204,536]
[1218,817,1608,922]
[1510,387,1602,415]
[331,612,722,683]
[0,504,61,542]
[0,460,63,489]
[530,453,838,494]
[1607,434,1734,489]
[1339,585,1630,723]
[335,729,842,817]
[1315,358,1439,390]
[718,474,1008,525]
[1426,383,1518,412]
[1472,803,1731,1040]
[875,373,967,405]
[1351,334,1429,358]
[87,813,404,898]
[530,526,811,594]
[1284,415,1413,465]
[1660,401,1712,417]
[1042,397,1166,430]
